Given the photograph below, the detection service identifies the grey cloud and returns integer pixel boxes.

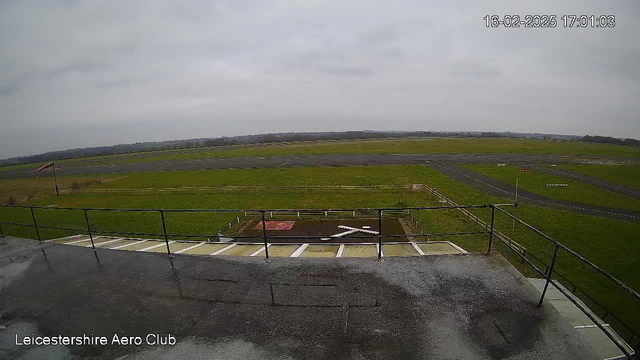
[357,27,397,46]
[321,67,375,77]
[0,0,639,158]
[450,61,502,79]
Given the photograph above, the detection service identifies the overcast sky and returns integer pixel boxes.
[1,1,639,158]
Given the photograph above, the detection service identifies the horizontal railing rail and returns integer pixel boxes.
[61,184,419,195]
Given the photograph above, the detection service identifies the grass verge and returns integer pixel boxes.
[558,164,640,190]
[462,164,640,211]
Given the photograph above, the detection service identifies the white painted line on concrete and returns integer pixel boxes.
[45,234,84,243]
[447,241,468,254]
[331,229,359,238]
[337,225,379,234]
[411,242,426,256]
[91,238,124,247]
[211,243,236,256]
[64,237,93,245]
[603,354,630,360]
[250,244,271,256]
[290,244,309,257]
[336,244,345,257]
[175,242,206,254]
[111,240,147,250]
[139,241,175,252]
[574,324,610,329]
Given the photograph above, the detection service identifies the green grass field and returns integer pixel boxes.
[85,137,640,166]
[0,175,120,204]
[1,164,639,337]
[558,164,640,190]
[3,137,640,172]
[463,164,640,212]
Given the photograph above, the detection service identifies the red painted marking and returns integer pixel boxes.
[254,221,295,231]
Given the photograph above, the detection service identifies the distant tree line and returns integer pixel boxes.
[581,135,640,147]
[1,130,636,167]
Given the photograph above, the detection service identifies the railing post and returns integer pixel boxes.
[0,220,4,237]
[377,209,382,260]
[160,210,171,255]
[261,211,269,260]
[83,209,96,251]
[538,244,560,308]
[30,207,41,241]
[487,205,495,254]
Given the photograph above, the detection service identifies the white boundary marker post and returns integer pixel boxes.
[211,243,236,256]
[411,242,426,256]
[139,241,175,252]
[111,240,148,249]
[336,244,345,257]
[175,242,206,254]
[250,244,271,256]
[290,244,309,257]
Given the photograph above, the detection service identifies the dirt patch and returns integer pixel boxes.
[237,218,406,243]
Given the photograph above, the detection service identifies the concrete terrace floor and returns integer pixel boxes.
[0,237,598,360]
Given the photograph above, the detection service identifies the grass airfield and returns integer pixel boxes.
[1,138,640,339]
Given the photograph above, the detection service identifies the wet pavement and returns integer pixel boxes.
[0,236,598,359]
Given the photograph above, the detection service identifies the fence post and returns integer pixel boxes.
[83,209,96,251]
[30,207,41,241]
[538,244,560,308]
[160,210,171,255]
[261,211,269,260]
[0,220,4,237]
[486,206,495,254]
[377,209,382,260]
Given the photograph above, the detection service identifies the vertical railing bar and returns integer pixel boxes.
[538,245,560,308]
[30,207,41,241]
[261,211,269,260]
[83,209,96,251]
[377,209,382,260]
[160,210,171,255]
[487,205,495,254]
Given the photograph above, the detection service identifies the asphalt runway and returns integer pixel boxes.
[3,152,638,222]
[430,164,640,223]
[0,153,577,180]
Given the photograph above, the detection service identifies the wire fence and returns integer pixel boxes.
[61,184,421,195]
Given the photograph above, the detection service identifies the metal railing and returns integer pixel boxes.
[493,207,639,359]
[61,184,418,195]
[0,203,496,259]
[0,202,637,358]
